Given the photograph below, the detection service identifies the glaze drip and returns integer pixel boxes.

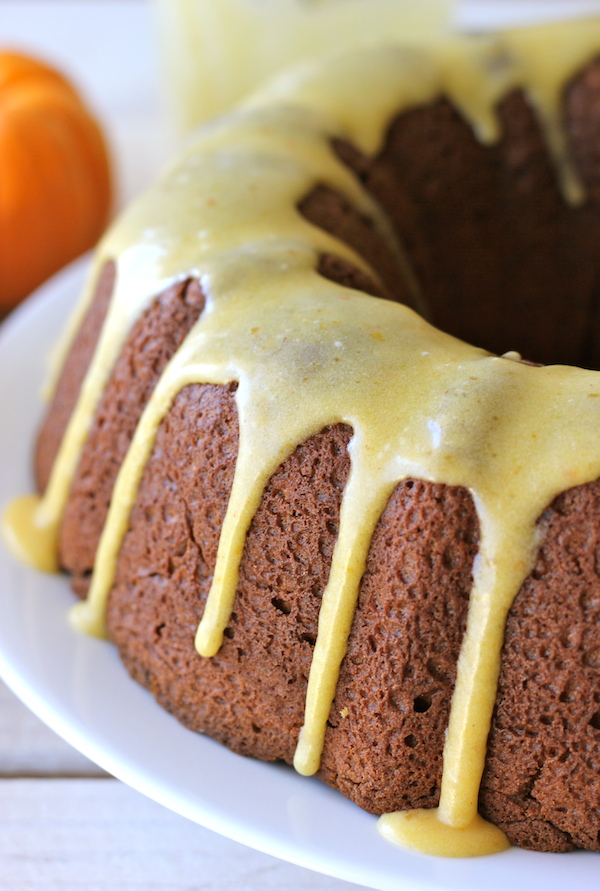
[5,26,600,858]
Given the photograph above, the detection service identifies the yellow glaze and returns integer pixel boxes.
[2,494,58,574]
[5,25,600,858]
[379,809,510,858]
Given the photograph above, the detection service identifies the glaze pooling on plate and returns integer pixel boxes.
[5,26,600,857]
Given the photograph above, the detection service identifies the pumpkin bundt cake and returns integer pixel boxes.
[5,25,600,857]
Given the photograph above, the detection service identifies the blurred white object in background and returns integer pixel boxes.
[458,0,600,31]
[153,0,453,132]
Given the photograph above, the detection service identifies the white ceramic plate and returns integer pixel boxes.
[0,257,596,891]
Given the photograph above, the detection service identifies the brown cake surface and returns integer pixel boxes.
[30,44,600,856]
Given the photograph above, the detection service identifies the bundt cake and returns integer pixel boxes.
[5,22,600,858]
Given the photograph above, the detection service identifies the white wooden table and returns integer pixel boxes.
[0,3,365,888]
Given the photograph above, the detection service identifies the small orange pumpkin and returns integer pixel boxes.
[0,51,112,312]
